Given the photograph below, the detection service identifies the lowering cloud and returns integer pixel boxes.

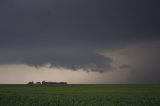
[0,48,112,72]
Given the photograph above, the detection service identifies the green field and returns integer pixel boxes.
[0,84,160,106]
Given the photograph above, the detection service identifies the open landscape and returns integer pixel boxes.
[0,84,160,106]
[0,0,160,106]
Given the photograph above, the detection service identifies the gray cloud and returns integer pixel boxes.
[0,0,159,48]
[0,0,160,74]
[0,48,112,72]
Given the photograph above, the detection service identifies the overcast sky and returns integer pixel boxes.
[0,0,160,84]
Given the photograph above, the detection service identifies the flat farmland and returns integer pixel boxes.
[0,84,160,106]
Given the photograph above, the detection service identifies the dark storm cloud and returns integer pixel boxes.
[0,48,112,72]
[0,0,160,47]
[0,0,160,72]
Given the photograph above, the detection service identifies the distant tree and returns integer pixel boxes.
[42,81,46,84]
[36,82,41,84]
[41,81,68,85]
[28,81,68,85]
[59,82,67,84]
[27,81,34,84]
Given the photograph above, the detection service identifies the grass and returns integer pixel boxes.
[0,84,160,106]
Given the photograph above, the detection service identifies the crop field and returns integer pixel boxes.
[0,84,160,106]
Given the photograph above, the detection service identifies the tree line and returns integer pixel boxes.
[27,81,67,85]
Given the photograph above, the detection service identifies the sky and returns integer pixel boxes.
[0,0,160,84]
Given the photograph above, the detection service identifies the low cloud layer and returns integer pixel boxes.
[0,48,112,72]
[0,0,160,83]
